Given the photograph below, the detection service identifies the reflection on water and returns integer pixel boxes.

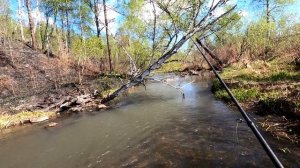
[0,73,299,168]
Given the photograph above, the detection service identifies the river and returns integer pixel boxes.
[0,73,299,168]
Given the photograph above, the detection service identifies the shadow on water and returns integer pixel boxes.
[0,73,299,168]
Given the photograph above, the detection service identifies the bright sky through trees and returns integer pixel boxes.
[8,0,300,36]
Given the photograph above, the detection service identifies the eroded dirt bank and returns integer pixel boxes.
[212,58,300,144]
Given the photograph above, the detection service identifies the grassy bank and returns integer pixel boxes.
[0,111,56,129]
[0,72,126,131]
[212,58,300,142]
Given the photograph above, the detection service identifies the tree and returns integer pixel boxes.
[25,0,36,49]
[17,0,25,41]
[103,0,113,72]
[251,0,295,59]
[252,0,295,23]
[0,0,11,36]
[85,0,102,38]
[101,0,236,103]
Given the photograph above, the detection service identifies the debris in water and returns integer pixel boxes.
[102,150,111,156]
[47,122,58,127]
[279,147,291,153]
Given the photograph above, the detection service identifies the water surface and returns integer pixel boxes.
[0,74,299,167]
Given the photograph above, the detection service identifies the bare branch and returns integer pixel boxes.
[101,2,236,104]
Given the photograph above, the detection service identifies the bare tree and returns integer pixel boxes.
[25,0,36,49]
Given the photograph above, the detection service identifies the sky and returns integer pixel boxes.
[7,0,300,35]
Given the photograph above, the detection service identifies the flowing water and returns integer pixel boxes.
[0,73,299,168]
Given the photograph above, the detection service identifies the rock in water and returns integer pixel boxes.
[47,122,58,127]
[98,104,108,109]
[30,116,49,123]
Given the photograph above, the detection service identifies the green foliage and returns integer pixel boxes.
[275,0,295,5]
[71,36,104,60]
[156,61,184,73]
[245,19,276,59]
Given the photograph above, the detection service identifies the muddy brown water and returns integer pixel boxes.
[0,73,299,168]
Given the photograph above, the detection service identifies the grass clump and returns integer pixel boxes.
[215,88,259,102]
[0,111,55,129]
[211,79,222,93]
[212,79,259,102]
[265,71,300,81]
[258,90,282,100]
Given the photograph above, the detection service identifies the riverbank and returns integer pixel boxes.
[0,39,204,131]
[0,40,128,131]
[0,75,127,130]
[211,57,300,143]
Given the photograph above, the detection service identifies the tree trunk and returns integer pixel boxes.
[149,0,157,66]
[266,0,270,24]
[94,2,101,37]
[88,0,101,38]
[25,0,36,49]
[41,15,49,50]
[101,27,200,103]
[100,2,236,104]
[196,39,223,69]
[66,7,70,52]
[79,0,84,42]
[265,0,271,60]
[103,0,113,72]
[17,0,25,41]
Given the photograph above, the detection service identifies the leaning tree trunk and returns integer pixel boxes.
[101,1,236,104]
[196,39,223,69]
[25,0,36,49]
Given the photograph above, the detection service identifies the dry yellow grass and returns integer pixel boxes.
[0,111,55,129]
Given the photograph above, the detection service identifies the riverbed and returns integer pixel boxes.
[0,73,299,168]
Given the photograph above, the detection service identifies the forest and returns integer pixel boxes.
[0,0,300,167]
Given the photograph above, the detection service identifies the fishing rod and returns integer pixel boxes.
[194,38,284,168]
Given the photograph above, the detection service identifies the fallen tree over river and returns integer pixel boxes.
[101,0,236,103]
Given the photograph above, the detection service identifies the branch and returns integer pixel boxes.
[148,78,185,98]
[100,2,236,104]
[195,39,223,69]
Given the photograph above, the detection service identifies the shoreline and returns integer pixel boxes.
[211,59,300,144]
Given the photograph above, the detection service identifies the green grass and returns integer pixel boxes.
[0,111,55,129]
[266,71,300,81]
[215,88,259,102]
[220,59,299,82]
